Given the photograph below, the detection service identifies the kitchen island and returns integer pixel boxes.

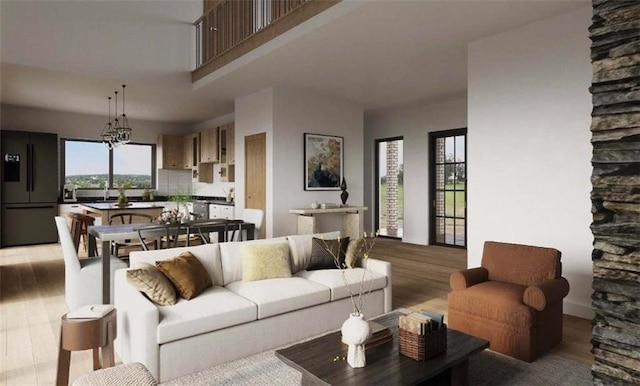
[80,202,165,225]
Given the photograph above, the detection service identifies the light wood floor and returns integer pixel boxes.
[0,239,593,385]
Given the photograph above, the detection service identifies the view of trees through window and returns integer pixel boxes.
[64,139,154,189]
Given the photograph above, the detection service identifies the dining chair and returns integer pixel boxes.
[67,212,98,256]
[135,223,185,250]
[55,216,128,310]
[234,208,263,241]
[189,218,239,244]
[109,213,156,257]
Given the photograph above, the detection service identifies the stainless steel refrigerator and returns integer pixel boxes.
[1,131,59,246]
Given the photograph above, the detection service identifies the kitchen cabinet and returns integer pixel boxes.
[228,124,235,165]
[218,124,235,182]
[183,133,199,169]
[158,135,184,169]
[199,127,218,163]
[209,204,234,220]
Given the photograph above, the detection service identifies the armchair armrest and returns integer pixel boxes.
[450,267,488,290]
[523,277,570,311]
[114,269,161,381]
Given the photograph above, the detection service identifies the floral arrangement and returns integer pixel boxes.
[319,231,379,316]
[157,209,184,224]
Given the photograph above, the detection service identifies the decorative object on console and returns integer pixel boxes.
[340,177,349,206]
[304,133,343,191]
[100,84,132,149]
[341,313,372,368]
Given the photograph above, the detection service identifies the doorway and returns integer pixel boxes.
[375,137,403,238]
[429,129,467,247]
[245,133,266,238]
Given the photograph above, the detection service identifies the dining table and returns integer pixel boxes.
[87,219,255,304]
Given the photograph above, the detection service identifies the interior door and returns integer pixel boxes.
[245,133,266,238]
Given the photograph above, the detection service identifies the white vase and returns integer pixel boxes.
[341,313,372,368]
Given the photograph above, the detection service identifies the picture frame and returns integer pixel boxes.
[304,133,343,190]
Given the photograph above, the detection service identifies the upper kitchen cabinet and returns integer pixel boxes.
[219,124,235,182]
[200,127,219,163]
[228,123,235,165]
[158,135,184,169]
[183,133,199,169]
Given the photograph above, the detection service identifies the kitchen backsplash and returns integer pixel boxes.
[157,169,192,196]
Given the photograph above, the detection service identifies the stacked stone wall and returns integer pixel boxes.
[590,1,640,384]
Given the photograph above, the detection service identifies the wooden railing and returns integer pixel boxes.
[193,0,340,82]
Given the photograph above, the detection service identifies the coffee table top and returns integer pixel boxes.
[275,311,489,385]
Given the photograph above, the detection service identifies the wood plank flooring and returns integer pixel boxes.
[0,238,593,385]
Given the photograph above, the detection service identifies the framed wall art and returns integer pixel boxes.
[304,133,343,190]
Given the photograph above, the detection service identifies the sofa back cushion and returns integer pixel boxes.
[287,231,341,273]
[481,241,561,287]
[219,237,288,285]
[129,243,223,286]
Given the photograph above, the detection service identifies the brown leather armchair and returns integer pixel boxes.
[448,241,570,362]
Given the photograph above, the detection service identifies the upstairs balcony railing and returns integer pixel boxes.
[193,0,339,82]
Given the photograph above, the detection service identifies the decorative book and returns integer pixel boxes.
[67,304,115,319]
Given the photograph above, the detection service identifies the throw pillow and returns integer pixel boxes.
[156,251,212,300]
[126,263,177,306]
[241,241,292,282]
[345,238,364,268]
[308,237,350,270]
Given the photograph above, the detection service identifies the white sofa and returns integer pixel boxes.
[114,232,392,382]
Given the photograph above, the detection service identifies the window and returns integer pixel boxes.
[62,139,156,189]
[375,137,404,238]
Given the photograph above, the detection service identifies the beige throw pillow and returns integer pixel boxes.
[126,262,177,306]
[156,251,213,300]
[241,241,292,282]
[345,238,364,268]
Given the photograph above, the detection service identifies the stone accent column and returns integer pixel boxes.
[590,1,640,384]
[386,141,399,234]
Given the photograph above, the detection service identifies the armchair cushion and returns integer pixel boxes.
[481,241,561,286]
[450,267,488,290]
[523,277,570,311]
[448,281,533,329]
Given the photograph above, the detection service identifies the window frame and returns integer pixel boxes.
[60,138,157,190]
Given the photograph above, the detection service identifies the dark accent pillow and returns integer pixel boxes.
[308,237,350,270]
[156,251,212,300]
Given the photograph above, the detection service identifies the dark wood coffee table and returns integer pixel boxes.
[275,311,489,385]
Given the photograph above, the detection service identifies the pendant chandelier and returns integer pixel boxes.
[101,84,132,148]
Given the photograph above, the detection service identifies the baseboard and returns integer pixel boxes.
[564,300,594,320]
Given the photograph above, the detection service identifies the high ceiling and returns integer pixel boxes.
[1,0,588,124]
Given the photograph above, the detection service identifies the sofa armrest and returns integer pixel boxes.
[523,277,570,311]
[114,269,161,381]
[363,258,392,313]
[450,267,488,290]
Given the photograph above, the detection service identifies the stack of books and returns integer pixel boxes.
[341,321,392,350]
[399,310,444,335]
[365,321,393,350]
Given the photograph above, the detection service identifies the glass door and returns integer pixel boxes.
[430,129,466,247]
[375,137,403,238]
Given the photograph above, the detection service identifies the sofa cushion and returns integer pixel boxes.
[345,238,364,268]
[447,281,534,329]
[219,237,288,285]
[126,262,177,306]
[295,268,387,301]
[481,241,561,287]
[225,277,330,319]
[156,252,212,300]
[288,231,341,273]
[308,237,350,270]
[129,243,223,286]
[241,240,292,282]
[157,286,257,344]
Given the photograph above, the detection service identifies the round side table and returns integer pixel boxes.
[56,309,117,386]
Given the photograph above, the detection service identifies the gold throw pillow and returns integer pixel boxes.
[126,262,177,306]
[156,251,212,300]
[241,241,292,282]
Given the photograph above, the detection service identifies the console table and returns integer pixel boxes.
[289,206,367,239]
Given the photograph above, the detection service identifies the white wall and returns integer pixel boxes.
[1,104,188,143]
[234,87,363,238]
[364,98,467,245]
[234,88,274,234]
[467,6,593,318]
[272,87,364,237]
